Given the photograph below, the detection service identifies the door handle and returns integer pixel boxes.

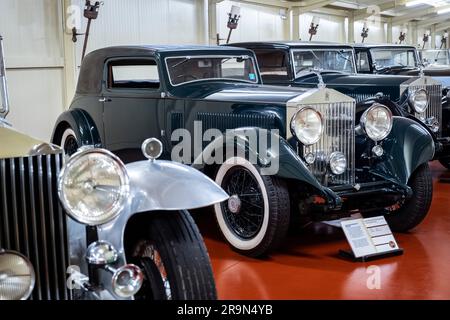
[99,97,112,102]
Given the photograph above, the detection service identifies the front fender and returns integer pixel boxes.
[193,127,342,208]
[52,108,102,147]
[98,160,228,251]
[68,159,228,300]
[372,117,434,184]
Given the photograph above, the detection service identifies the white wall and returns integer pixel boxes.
[72,0,204,67]
[216,1,287,43]
[354,20,386,44]
[299,12,346,43]
[0,0,65,141]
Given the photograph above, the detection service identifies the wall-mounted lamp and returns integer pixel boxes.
[361,22,369,43]
[279,8,288,20]
[308,16,320,41]
[216,5,241,45]
[422,30,430,49]
[399,28,407,44]
[72,1,103,61]
[441,31,448,49]
[226,5,241,43]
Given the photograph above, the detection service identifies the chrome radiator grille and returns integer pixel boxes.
[0,153,70,300]
[412,83,442,135]
[303,101,356,186]
[401,79,443,136]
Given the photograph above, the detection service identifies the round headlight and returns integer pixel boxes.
[409,88,429,113]
[360,104,393,142]
[291,107,324,146]
[329,152,347,175]
[58,149,130,226]
[0,251,35,300]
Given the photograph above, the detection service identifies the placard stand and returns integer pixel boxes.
[339,216,404,263]
[339,248,404,262]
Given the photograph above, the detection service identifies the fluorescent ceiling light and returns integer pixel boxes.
[438,7,450,14]
[406,0,426,7]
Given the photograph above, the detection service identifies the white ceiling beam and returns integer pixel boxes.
[416,14,450,28]
[435,23,450,32]
[392,4,450,24]
[353,1,398,21]
[296,0,336,12]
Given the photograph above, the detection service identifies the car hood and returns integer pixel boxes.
[169,81,309,105]
[0,125,61,159]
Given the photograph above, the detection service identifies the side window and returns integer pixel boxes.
[356,51,371,72]
[253,49,290,81]
[108,59,160,90]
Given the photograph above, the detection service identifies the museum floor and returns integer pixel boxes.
[194,161,450,300]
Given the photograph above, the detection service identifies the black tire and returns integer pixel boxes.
[131,210,217,300]
[385,163,433,232]
[439,158,450,170]
[214,157,290,258]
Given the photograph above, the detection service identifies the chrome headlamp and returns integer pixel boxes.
[0,250,35,300]
[409,88,429,114]
[360,104,393,142]
[291,107,324,146]
[58,148,130,226]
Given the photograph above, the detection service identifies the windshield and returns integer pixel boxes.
[291,49,356,76]
[370,48,418,69]
[420,49,450,66]
[166,55,259,86]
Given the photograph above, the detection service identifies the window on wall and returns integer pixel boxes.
[356,51,371,72]
[253,49,291,81]
[108,60,160,89]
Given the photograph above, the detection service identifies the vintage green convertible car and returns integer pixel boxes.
[233,41,450,169]
[1,37,227,300]
[52,45,435,258]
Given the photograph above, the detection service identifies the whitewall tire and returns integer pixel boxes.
[214,157,290,258]
[60,128,79,156]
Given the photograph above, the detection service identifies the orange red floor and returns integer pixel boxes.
[194,161,450,300]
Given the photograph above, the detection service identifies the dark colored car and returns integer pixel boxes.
[231,41,450,169]
[419,49,450,67]
[352,43,450,168]
[52,45,434,258]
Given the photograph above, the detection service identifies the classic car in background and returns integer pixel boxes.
[419,49,450,67]
[53,45,435,258]
[233,41,450,169]
[352,43,450,168]
[1,37,227,300]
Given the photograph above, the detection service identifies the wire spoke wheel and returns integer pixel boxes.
[221,166,265,239]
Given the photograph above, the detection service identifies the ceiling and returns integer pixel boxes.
[239,0,450,29]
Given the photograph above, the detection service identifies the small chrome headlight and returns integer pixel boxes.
[0,250,35,300]
[360,104,393,142]
[291,107,324,146]
[58,149,130,226]
[409,88,429,113]
[329,152,347,175]
[111,264,144,298]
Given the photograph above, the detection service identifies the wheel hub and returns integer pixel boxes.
[227,195,242,214]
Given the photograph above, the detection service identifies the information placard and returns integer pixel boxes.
[341,216,400,259]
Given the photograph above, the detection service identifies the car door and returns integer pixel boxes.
[102,57,165,161]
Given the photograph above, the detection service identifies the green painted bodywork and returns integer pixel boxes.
[52,45,435,212]
[371,117,435,185]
